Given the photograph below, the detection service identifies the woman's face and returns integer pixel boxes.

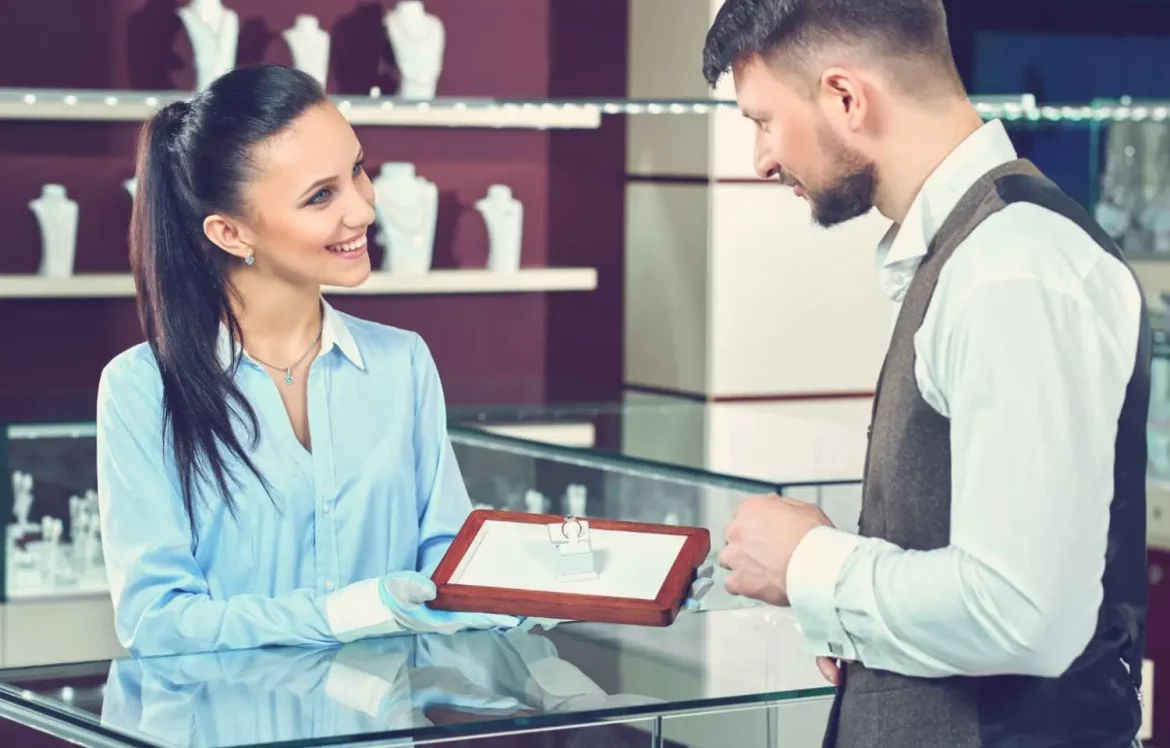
[226,101,377,289]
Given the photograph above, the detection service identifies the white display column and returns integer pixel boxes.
[625,0,893,401]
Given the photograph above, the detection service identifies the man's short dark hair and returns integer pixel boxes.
[702,0,962,96]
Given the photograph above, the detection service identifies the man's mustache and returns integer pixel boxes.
[763,166,800,190]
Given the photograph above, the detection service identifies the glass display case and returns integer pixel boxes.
[1150,320,1170,482]
[0,606,834,748]
[0,408,841,747]
[450,396,866,486]
[1090,98,1170,260]
[0,393,864,607]
[2,422,105,604]
[452,427,782,616]
[450,393,867,534]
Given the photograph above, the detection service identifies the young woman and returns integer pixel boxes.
[96,63,516,657]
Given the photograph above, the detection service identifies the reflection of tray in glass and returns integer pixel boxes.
[429,509,710,627]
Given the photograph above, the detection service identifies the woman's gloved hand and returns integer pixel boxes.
[378,572,520,635]
[325,571,520,643]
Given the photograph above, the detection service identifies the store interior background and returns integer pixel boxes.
[3,0,1170,405]
[2,0,1170,745]
[0,0,631,407]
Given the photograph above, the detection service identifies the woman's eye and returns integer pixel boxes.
[308,188,332,205]
[353,161,365,177]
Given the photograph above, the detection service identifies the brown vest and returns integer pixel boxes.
[824,159,1149,748]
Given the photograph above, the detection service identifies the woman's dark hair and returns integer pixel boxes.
[129,63,327,542]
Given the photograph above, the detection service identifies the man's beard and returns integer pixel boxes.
[806,128,877,229]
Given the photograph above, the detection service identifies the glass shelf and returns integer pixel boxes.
[5,88,1166,126]
[0,88,604,129]
[0,269,598,300]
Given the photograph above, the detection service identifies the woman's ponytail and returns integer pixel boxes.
[129,64,326,543]
[130,101,261,544]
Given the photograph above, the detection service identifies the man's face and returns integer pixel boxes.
[732,55,876,228]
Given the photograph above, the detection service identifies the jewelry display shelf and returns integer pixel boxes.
[6,90,1160,127]
[0,89,603,130]
[0,269,598,299]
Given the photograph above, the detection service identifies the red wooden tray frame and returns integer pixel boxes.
[429,509,711,627]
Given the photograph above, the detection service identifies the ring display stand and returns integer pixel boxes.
[429,509,710,627]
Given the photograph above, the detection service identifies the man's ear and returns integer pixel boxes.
[818,67,869,133]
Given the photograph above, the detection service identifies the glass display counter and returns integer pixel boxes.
[1149,322,1170,479]
[0,606,833,748]
[2,421,104,603]
[0,400,866,686]
[1090,98,1170,259]
[450,394,867,486]
[0,393,863,608]
[449,392,867,534]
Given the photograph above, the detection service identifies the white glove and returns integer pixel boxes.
[326,571,520,643]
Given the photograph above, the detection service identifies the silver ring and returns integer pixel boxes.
[561,515,583,540]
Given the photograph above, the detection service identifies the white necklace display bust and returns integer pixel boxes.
[384,1,445,100]
[373,162,438,273]
[524,490,547,514]
[29,184,79,278]
[476,185,524,272]
[178,0,239,91]
[283,14,330,89]
[11,472,34,532]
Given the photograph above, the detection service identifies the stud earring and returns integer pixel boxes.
[244,253,255,266]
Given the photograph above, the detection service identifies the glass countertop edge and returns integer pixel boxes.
[449,424,862,493]
[0,685,153,748]
[0,676,835,748]
[448,425,782,494]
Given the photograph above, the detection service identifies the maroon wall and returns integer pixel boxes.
[0,0,627,409]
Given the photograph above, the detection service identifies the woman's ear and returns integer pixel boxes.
[203,214,251,261]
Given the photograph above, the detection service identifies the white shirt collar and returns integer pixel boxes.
[216,299,365,373]
[877,120,1018,280]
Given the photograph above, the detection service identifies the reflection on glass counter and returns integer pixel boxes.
[0,608,832,748]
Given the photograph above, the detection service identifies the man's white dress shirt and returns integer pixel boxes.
[786,120,1145,678]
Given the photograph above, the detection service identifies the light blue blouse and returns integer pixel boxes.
[96,301,472,657]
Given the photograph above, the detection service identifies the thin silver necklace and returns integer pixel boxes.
[246,319,323,386]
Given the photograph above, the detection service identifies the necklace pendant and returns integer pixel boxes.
[283,369,294,386]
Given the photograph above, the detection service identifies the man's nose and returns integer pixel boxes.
[755,158,779,181]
